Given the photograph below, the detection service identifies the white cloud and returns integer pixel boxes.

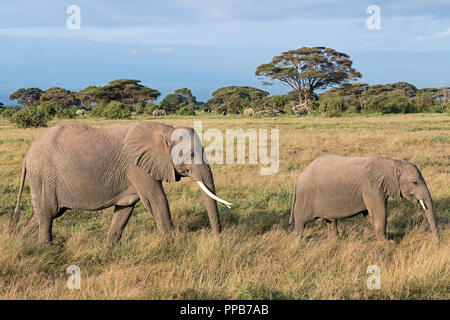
[415,27,450,41]
[0,15,449,52]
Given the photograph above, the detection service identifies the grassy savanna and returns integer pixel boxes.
[0,113,448,299]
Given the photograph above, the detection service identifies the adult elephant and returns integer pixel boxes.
[290,155,439,243]
[152,109,166,116]
[243,108,255,116]
[10,121,232,245]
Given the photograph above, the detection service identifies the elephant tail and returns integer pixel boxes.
[289,185,297,225]
[10,160,26,233]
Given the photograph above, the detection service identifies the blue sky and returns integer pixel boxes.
[0,0,449,105]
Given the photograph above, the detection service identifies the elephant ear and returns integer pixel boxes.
[123,122,176,182]
[367,157,401,199]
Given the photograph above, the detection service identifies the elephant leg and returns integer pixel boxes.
[30,182,58,245]
[294,216,307,239]
[37,208,55,245]
[326,219,339,240]
[363,193,387,241]
[146,181,174,235]
[130,172,174,235]
[107,205,135,246]
[20,215,39,236]
[372,208,387,241]
[18,207,64,237]
[362,210,372,226]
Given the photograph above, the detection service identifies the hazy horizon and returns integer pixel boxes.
[1,0,449,106]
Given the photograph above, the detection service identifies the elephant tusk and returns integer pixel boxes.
[419,200,427,211]
[197,181,232,209]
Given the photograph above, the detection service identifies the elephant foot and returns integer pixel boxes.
[161,230,176,240]
[38,238,54,246]
[375,233,388,242]
[106,234,122,248]
[374,235,394,246]
[156,223,176,238]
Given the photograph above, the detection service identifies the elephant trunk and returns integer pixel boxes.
[199,167,222,234]
[422,192,439,243]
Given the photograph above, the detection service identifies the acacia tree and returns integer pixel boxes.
[207,86,269,113]
[174,88,197,105]
[255,47,361,106]
[77,79,160,108]
[9,88,44,106]
[160,93,187,113]
[326,83,369,98]
[76,86,106,108]
[40,87,80,109]
[103,79,160,105]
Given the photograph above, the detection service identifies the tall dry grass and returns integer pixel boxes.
[0,113,448,299]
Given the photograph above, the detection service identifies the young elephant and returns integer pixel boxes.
[290,155,439,242]
[11,121,232,246]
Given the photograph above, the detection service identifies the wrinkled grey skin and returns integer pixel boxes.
[290,155,439,243]
[10,121,222,245]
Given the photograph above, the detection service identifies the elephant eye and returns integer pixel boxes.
[412,180,418,185]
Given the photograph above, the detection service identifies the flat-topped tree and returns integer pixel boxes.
[39,87,80,109]
[255,47,361,106]
[104,79,160,106]
[10,88,44,106]
[207,86,269,114]
[385,82,417,98]
[76,79,161,109]
[76,86,107,109]
[361,82,418,100]
[326,83,369,98]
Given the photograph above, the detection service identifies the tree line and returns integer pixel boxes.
[1,47,448,127]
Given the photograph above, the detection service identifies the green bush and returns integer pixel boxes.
[224,99,242,114]
[383,90,414,114]
[262,95,288,111]
[1,107,18,119]
[176,105,196,115]
[362,96,383,114]
[103,101,132,119]
[37,102,57,117]
[135,102,146,115]
[413,92,433,112]
[90,105,105,117]
[10,106,50,128]
[319,96,344,117]
[144,103,159,115]
[343,96,361,114]
[208,86,269,114]
[56,106,78,119]
[427,102,447,113]
[160,93,187,114]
